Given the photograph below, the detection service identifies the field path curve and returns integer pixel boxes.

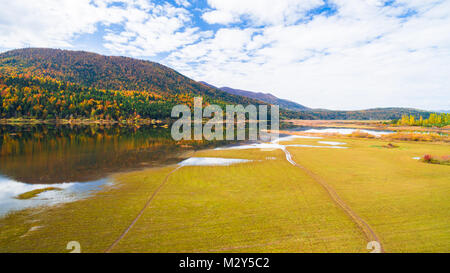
[282,147,385,253]
[105,145,384,253]
[105,166,181,253]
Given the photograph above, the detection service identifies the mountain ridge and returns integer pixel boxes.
[0,48,435,121]
[199,82,309,111]
[199,81,432,119]
[0,48,266,106]
[0,48,272,120]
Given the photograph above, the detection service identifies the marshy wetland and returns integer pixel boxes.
[0,122,449,252]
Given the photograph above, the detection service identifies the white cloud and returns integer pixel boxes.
[202,0,325,25]
[0,0,125,49]
[202,10,237,25]
[0,0,211,57]
[0,0,448,110]
[0,0,208,57]
[165,0,450,110]
[103,2,212,57]
[175,0,191,8]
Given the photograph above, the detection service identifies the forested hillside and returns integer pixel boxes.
[394,113,450,127]
[292,108,433,120]
[0,75,177,120]
[202,81,433,120]
[0,48,434,121]
[0,48,271,121]
[198,82,309,111]
[0,48,266,104]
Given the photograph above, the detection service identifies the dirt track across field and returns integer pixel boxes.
[105,166,181,253]
[105,146,384,253]
[283,147,384,253]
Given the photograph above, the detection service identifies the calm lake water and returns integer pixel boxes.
[0,123,394,216]
[0,124,235,216]
[288,126,394,136]
[0,124,394,185]
[0,124,232,185]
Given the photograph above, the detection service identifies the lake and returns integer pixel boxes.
[287,126,394,136]
[0,124,232,216]
[0,123,395,216]
[0,124,236,184]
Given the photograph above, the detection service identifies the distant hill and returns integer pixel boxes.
[0,48,434,121]
[199,81,432,120]
[289,107,434,120]
[0,48,263,105]
[199,82,309,111]
[0,48,269,120]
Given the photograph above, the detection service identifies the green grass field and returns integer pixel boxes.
[0,136,448,253]
[15,187,62,200]
[282,137,450,252]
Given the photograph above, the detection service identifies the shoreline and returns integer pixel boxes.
[0,118,169,127]
[284,119,450,134]
[3,118,448,134]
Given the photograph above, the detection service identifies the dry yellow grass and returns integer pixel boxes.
[381,132,449,143]
[15,187,61,200]
[285,137,450,252]
[111,148,367,252]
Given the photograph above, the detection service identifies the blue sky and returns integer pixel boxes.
[0,0,449,110]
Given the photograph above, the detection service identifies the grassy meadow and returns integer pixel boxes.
[0,135,448,253]
[281,137,450,252]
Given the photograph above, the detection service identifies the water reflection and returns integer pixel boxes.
[0,124,229,184]
[179,157,252,166]
[290,127,393,136]
[0,174,109,217]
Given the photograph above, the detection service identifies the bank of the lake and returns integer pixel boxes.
[285,119,450,135]
[0,117,168,126]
